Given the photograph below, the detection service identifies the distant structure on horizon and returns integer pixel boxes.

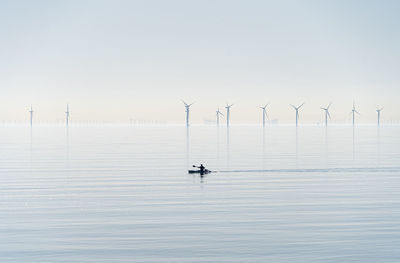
[29,105,34,126]
[290,103,304,127]
[351,101,360,126]
[377,107,383,126]
[225,104,233,127]
[216,108,223,126]
[65,104,70,126]
[182,100,194,127]
[260,104,269,127]
[320,103,332,127]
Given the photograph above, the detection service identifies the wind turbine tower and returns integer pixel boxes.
[182,100,194,127]
[290,103,304,127]
[260,104,269,127]
[320,103,332,126]
[66,104,70,126]
[351,102,360,126]
[225,104,233,127]
[377,107,383,126]
[216,108,223,126]
[29,106,34,126]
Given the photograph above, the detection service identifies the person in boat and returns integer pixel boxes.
[199,164,205,173]
[189,164,209,175]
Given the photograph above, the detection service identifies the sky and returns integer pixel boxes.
[1,0,399,124]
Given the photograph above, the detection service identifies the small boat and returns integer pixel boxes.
[188,169,212,174]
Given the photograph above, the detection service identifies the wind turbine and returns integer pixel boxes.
[182,100,194,127]
[216,108,224,126]
[225,103,233,127]
[260,104,269,127]
[376,107,383,126]
[290,103,304,127]
[320,103,332,126]
[65,104,70,126]
[29,105,34,126]
[351,101,360,126]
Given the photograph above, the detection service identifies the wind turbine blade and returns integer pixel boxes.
[181,100,188,106]
[327,102,332,109]
[355,110,361,115]
[327,111,331,119]
[298,103,305,109]
[290,104,296,109]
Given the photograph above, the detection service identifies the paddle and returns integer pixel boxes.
[191,165,213,173]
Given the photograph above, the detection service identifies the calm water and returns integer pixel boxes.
[1,125,400,262]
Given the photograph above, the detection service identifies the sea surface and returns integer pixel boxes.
[1,125,400,262]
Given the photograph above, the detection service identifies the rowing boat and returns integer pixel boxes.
[188,169,211,174]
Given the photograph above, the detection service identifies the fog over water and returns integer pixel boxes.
[1,125,399,262]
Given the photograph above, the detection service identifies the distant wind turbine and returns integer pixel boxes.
[29,105,34,126]
[66,104,70,126]
[225,103,233,127]
[376,107,383,126]
[182,100,194,127]
[351,101,360,126]
[290,103,304,127]
[260,104,269,127]
[216,108,223,126]
[320,103,332,126]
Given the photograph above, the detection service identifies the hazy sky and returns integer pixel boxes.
[1,0,399,123]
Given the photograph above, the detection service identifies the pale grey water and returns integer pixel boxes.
[1,125,400,262]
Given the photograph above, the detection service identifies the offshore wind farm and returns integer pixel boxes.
[1,1,400,263]
[5,99,398,127]
[16,100,392,127]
